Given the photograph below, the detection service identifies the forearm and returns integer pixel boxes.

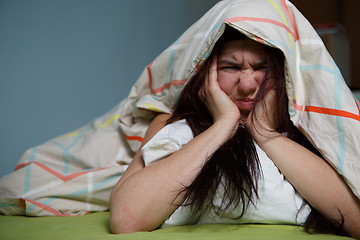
[258,134,360,238]
[110,119,237,233]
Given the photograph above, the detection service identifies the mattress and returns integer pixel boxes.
[0,212,353,240]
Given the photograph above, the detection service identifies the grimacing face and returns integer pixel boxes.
[216,38,268,118]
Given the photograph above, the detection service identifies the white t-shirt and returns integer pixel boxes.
[141,119,311,228]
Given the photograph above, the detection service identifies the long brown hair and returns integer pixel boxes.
[169,26,346,235]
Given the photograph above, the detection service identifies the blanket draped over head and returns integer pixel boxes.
[0,0,359,216]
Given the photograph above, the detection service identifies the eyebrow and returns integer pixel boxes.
[217,59,267,66]
[251,59,267,67]
[217,59,240,65]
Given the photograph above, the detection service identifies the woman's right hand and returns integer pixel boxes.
[202,56,241,128]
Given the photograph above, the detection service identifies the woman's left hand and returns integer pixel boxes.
[246,90,281,144]
[248,91,360,239]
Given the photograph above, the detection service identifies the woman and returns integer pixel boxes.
[109,26,360,237]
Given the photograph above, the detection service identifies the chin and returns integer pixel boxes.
[239,114,250,124]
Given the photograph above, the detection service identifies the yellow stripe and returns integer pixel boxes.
[92,114,120,129]
[53,114,120,140]
[267,0,294,52]
[144,103,161,112]
[53,131,81,140]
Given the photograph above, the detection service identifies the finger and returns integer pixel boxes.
[247,90,277,134]
[208,56,218,86]
[200,56,217,102]
[199,77,207,102]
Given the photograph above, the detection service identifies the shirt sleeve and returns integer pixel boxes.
[141,119,193,166]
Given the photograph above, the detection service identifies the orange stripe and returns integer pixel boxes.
[225,17,297,40]
[355,98,360,115]
[37,163,106,181]
[280,0,299,40]
[24,199,71,216]
[147,60,186,94]
[19,198,26,208]
[293,100,360,121]
[33,162,76,181]
[254,35,265,44]
[195,61,201,73]
[126,135,144,142]
[147,61,154,90]
[22,198,90,216]
[14,162,31,171]
[15,161,106,182]
[150,79,187,94]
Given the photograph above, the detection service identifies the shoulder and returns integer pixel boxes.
[142,118,193,166]
[149,113,173,132]
[142,113,173,146]
[152,113,173,124]
[144,118,193,151]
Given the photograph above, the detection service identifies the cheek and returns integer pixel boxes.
[217,72,237,95]
[253,71,266,86]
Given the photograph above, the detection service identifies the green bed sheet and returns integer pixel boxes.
[0,211,352,240]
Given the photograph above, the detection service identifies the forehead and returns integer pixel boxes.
[219,39,266,57]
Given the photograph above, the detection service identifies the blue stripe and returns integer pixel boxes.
[50,128,91,176]
[25,174,121,214]
[300,64,342,78]
[50,140,71,176]
[333,63,345,173]
[24,165,32,195]
[26,201,35,213]
[267,40,294,57]
[300,63,346,173]
[24,147,37,195]
[29,146,37,161]
[62,152,70,176]
[65,174,120,197]
[166,39,178,77]
[67,150,89,169]
[0,203,19,208]
[26,197,56,214]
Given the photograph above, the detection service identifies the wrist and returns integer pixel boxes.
[251,127,283,146]
[212,117,240,138]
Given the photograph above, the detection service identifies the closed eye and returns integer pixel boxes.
[218,66,242,73]
[218,61,242,71]
[217,59,242,71]
[252,60,268,71]
[220,66,240,70]
[253,65,267,71]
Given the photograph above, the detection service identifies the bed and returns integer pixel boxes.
[0,211,354,240]
[0,0,359,239]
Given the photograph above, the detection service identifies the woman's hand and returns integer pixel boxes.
[202,56,241,128]
[249,91,360,239]
[246,89,281,144]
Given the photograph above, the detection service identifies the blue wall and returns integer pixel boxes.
[0,0,218,177]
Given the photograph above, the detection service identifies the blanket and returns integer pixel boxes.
[0,0,359,216]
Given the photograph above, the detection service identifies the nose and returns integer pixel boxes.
[237,69,258,96]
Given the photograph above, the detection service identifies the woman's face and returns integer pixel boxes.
[217,39,268,118]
